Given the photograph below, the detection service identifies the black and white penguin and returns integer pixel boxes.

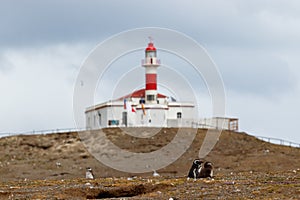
[187,159,203,179]
[198,161,213,178]
[86,167,95,179]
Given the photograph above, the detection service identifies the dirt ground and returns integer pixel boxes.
[0,128,299,199]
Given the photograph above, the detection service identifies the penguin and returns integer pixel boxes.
[198,161,213,178]
[86,167,95,179]
[153,170,160,177]
[187,159,203,179]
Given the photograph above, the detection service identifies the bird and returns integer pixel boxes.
[86,167,95,179]
[187,159,203,180]
[198,161,213,178]
[56,162,61,168]
[153,170,160,177]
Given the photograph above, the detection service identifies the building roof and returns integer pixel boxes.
[117,88,166,100]
[145,42,156,51]
[85,89,194,113]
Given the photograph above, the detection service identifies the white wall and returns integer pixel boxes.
[85,99,196,129]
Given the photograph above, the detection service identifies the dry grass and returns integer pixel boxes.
[0,128,299,199]
[0,171,299,199]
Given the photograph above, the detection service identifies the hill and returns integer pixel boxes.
[0,128,299,199]
[0,128,299,181]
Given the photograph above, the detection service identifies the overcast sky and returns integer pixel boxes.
[1,0,300,143]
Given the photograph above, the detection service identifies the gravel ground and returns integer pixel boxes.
[0,171,299,199]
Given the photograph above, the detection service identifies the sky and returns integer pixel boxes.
[0,0,300,143]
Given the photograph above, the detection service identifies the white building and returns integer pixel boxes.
[85,40,239,131]
[85,41,195,129]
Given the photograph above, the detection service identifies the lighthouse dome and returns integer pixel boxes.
[145,42,156,51]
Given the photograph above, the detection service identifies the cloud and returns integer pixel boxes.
[1,0,300,143]
[163,1,300,50]
[1,1,116,47]
[226,90,300,143]
[2,0,300,51]
[0,53,15,74]
[209,47,297,98]
[0,43,91,132]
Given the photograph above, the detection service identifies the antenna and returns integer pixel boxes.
[148,36,153,43]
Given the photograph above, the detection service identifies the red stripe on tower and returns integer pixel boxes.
[142,39,160,104]
[146,74,157,90]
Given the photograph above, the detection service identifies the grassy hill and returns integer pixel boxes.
[0,128,299,199]
[0,128,299,181]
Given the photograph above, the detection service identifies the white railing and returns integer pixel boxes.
[0,127,86,138]
[256,136,300,148]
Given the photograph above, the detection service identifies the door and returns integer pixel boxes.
[122,112,128,127]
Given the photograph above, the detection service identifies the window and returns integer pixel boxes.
[108,120,119,126]
[97,111,102,126]
[146,51,156,57]
[177,112,182,119]
[147,95,155,101]
[139,99,145,104]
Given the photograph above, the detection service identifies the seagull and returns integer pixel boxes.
[198,161,213,178]
[86,167,95,179]
[187,159,203,180]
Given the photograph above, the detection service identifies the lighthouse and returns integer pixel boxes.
[85,39,198,128]
[142,40,160,104]
[84,39,239,129]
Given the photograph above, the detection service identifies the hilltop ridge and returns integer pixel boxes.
[0,128,299,181]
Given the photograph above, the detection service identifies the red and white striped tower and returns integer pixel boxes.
[142,39,160,104]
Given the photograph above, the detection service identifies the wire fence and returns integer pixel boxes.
[1,128,299,148]
[0,128,86,138]
[256,136,300,148]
